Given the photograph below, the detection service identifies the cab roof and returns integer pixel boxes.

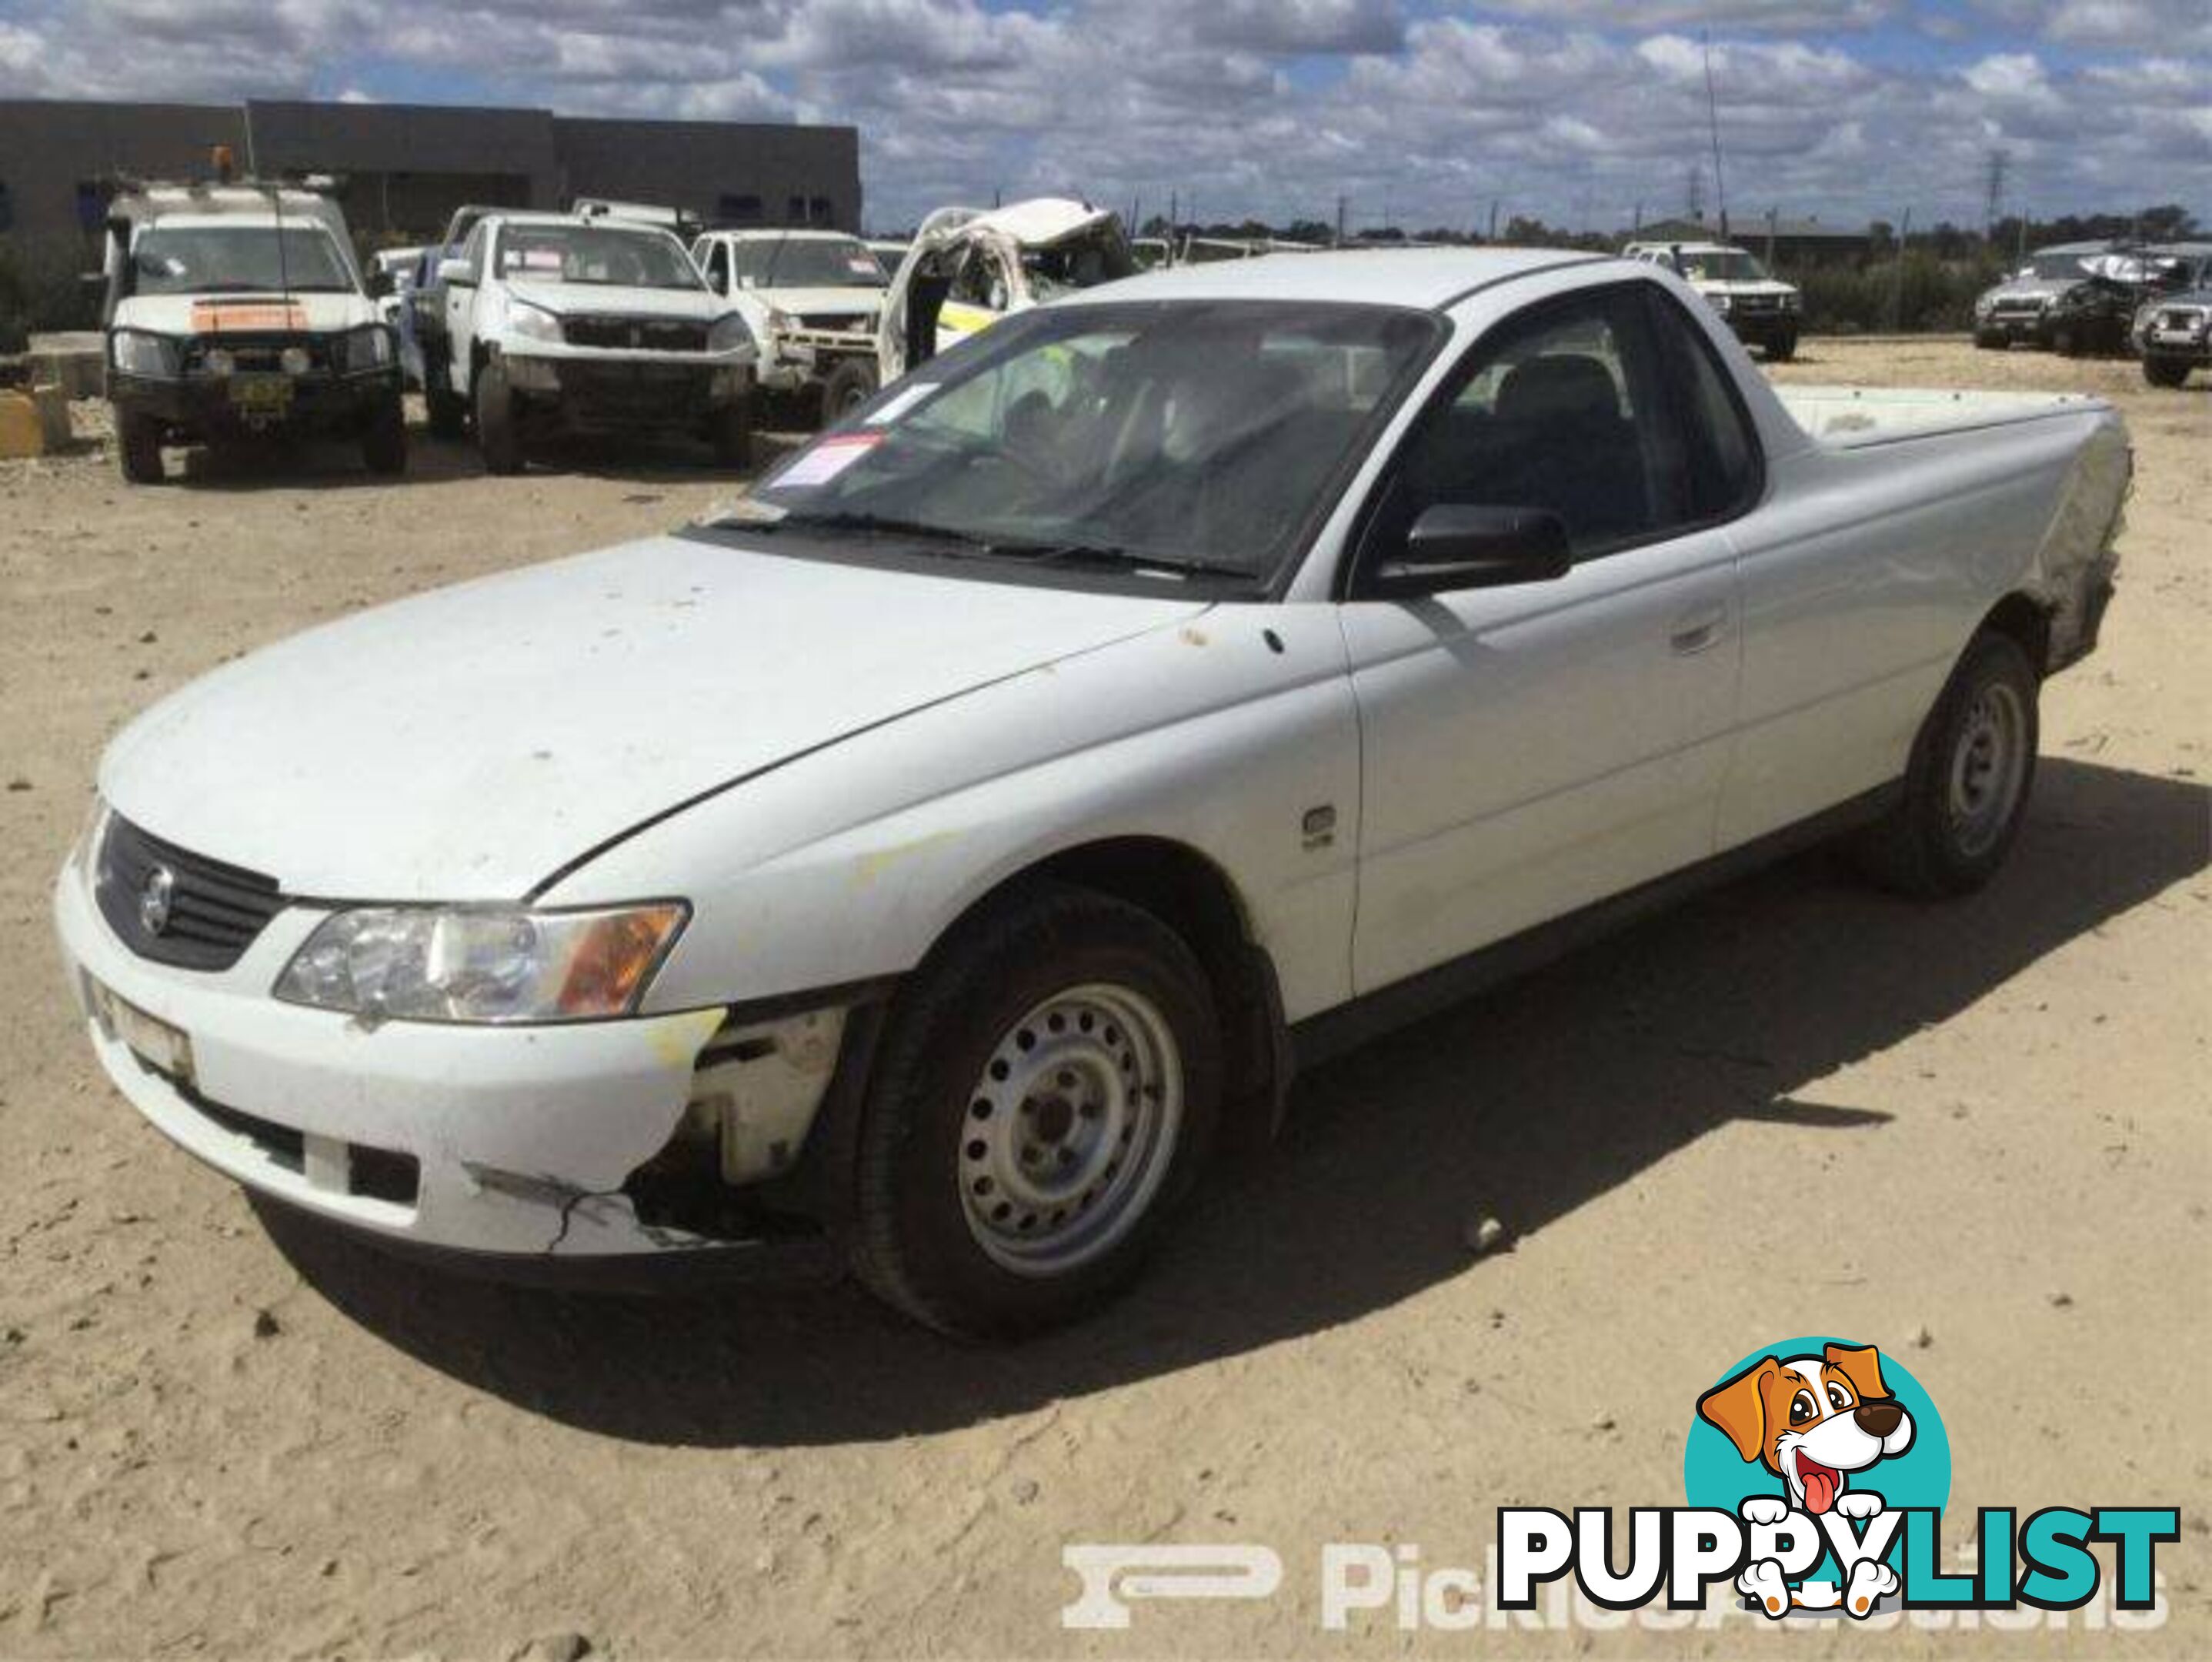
[1059,246,1610,313]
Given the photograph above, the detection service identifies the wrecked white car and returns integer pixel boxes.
[58,250,2126,1336]
[876,196,1139,381]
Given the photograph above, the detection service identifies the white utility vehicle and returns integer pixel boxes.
[876,197,1140,380]
[435,211,756,472]
[692,228,889,423]
[1624,239,1803,360]
[100,182,404,482]
[58,251,2127,1335]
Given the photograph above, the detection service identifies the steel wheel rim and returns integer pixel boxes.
[1947,680,2027,857]
[957,981,1183,1277]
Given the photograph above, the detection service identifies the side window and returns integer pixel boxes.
[1381,285,1693,559]
[1644,289,1763,522]
[462,220,491,273]
[702,240,729,294]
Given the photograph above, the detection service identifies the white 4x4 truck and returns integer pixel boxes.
[1625,240,1803,361]
[100,183,404,482]
[58,250,2125,1336]
[437,212,756,472]
[693,229,889,424]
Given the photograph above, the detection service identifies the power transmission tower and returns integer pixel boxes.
[1983,149,2010,241]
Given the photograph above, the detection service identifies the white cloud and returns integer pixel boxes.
[0,0,2202,232]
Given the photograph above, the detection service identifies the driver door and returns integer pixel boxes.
[1342,282,1753,993]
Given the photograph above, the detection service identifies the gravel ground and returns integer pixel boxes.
[0,341,2205,1660]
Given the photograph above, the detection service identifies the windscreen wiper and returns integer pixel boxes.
[1006,542,1259,585]
[765,511,1001,550]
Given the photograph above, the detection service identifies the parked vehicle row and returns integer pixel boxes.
[1973,240,2212,385]
[58,247,2130,1334]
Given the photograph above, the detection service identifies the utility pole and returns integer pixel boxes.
[1687,161,1704,223]
[1765,205,1777,268]
[1486,198,1499,241]
[1334,193,1347,247]
[1887,207,1912,332]
[1702,31,1730,240]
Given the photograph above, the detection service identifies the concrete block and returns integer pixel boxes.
[27,332,105,400]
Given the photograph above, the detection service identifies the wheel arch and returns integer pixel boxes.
[1978,590,2055,678]
[937,835,1292,1147]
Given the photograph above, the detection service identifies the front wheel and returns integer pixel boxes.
[818,357,879,426]
[117,408,165,483]
[2142,355,2191,389]
[1852,631,2039,898]
[362,395,407,476]
[2052,323,2083,357]
[425,364,467,439]
[708,396,753,469]
[847,886,1222,1337]
[1767,329,1798,363]
[474,360,524,475]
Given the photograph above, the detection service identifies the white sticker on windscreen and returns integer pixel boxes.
[864,382,939,426]
[776,432,882,487]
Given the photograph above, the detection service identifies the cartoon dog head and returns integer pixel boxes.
[1697,1343,1914,1516]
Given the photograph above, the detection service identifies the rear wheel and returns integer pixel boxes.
[2142,355,2191,389]
[818,357,879,426]
[116,409,165,484]
[847,886,1222,1337]
[1853,631,2039,898]
[473,360,524,475]
[361,395,407,476]
[2052,323,2083,357]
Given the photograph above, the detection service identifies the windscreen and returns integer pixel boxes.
[130,226,355,295]
[1679,250,1770,282]
[495,224,703,289]
[745,299,1439,587]
[729,236,887,289]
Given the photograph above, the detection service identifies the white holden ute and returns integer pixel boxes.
[57,250,2127,1335]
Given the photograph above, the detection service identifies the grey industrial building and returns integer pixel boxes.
[0,97,862,255]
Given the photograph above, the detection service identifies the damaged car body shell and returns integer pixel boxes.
[57,250,2130,1286]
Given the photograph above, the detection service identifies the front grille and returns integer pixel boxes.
[796,310,872,331]
[2158,309,2203,332]
[1733,295,1777,312]
[179,333,331,375]
[560,315,708,352]
[95,815,287,972]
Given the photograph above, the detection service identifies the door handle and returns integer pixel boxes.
[1668,604,1729,656]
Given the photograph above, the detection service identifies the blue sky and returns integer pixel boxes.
[2,1,2205,232]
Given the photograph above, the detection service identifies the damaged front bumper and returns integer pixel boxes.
[52,839,851,1275]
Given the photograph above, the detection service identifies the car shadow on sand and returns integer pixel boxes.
[163,423,807,491]
[261,757,2208,1447]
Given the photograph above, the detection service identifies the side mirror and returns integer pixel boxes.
[438,258,476,288]
[1366,505,1573,599]
[367,269,395,299]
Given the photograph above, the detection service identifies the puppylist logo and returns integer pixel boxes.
[1498,1333,2177,1623]
[1064,1334,2180,1633]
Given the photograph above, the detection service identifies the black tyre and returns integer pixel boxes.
[2142,355,2191,389]
[425,365,467,439]
[1973,331,2004,351]
[847,885,1223,1337]
[708,395,753,470]
[474,359,524,475]
[1852,631,2039,899]
[818,357,879,426]
[2052,323,2082,358]
[117,408,165,484]
[1767,330,1798,363]
[362,395,407,476]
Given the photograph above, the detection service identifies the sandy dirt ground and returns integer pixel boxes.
[1,339,2205,1660]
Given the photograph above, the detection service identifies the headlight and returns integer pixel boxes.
[111,329,182,378]
[765,307,797,335]
[1974,293,1997,318]
[203,347,237,378]
[2052,285,2087,312]
[708,312,754,354]
[1780,292,1800,312]
[508,302,564,345]
[336,323,395,374]
[273,903,687,1024]
[1709,292,1733,314]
